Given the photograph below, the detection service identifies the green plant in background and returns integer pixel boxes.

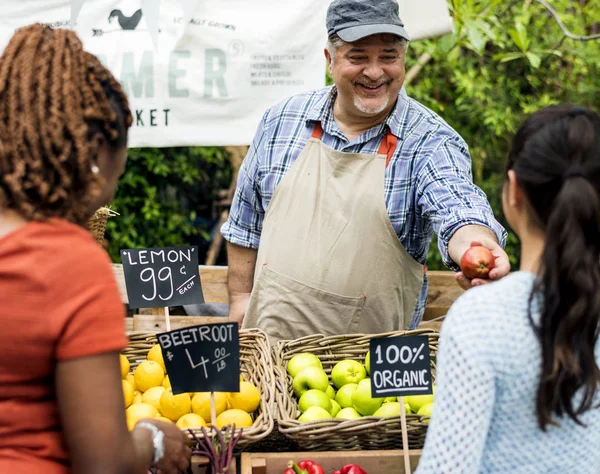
[106,146,231,262]
[404,0,599,270]
[106,0,598,270]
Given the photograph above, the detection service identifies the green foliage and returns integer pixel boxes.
[105,146,231,262]
[405,0,599,269]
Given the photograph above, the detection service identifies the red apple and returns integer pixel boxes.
[460,246,495,279]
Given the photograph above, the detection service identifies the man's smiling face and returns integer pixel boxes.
[327,34,406,120]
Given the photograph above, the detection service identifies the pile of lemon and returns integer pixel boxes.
[120,344,261,432]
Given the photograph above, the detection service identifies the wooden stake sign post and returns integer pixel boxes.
[120,246,205,330]
[157,322,240,426]
[369,335,433,474]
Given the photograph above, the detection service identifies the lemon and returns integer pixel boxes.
[147,344,166,372]
[134,360,164,392]
[191,392,227,423]
[133,391,143,404]
[176,413,206,430]
[160,389,191,421]
[126,403,158,428]
[216,409,253,429]
[126,415,137,431]
[125,374,137,391]
[142,386,166,411]
[155,416,173,423]
[120,354,130,379]
[122,379,134,408]
[162,375,171,389]
[227,381,261,413]
[240,374,245,382]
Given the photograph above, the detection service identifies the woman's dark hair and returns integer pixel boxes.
[0,24,132,225]
[507,104,600,430]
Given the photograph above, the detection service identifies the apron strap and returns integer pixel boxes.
[311,122,397,167]
[311,121,324,139]
[378,131,398,168]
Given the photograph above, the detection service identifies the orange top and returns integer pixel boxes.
[0,219,127,474]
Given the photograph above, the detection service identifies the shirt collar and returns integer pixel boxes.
[306,86,410,141]
[306,86,336,126]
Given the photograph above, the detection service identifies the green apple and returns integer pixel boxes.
[331,359,367,389]
[335,383,358,408]
[287,353,322,378]
[325,385,336,399]
[298,406,332,422]
[292,366,329,398]
[351,378,383,416]
[298,389,332,413]
[329,399,341,417]
[335,407,362,420]
[417,402,434,422]
[404,385,435,414]
[383,396,397,404]
[365,351,370,375]
[404,402,412,414]
[373,402,401,418]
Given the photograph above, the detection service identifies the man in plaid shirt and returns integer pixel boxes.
[221,0,509,343]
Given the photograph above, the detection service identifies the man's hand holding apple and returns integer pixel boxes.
[456,240,510,290]
[448,225,510,291]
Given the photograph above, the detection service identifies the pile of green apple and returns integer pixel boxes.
[286,352,435,422]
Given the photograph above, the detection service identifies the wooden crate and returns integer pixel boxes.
[190,455,237,474]
[240,450,422,474]
[112,264,462,320]
[112,264,229,305]
[131,314,229,331]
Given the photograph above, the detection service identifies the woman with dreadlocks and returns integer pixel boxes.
[0,25,190,474]
[416,105,600,473]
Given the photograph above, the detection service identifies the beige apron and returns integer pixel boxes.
[243,122,424,344]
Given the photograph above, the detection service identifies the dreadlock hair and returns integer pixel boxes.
[0,24,133,225]
[506,104,600,430]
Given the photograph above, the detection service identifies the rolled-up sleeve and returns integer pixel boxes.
[220,113,268,249]
[416,136,507,270]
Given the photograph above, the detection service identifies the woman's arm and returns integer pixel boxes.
[56,351,189,474]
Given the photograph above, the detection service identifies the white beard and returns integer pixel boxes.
[353,94,390,116]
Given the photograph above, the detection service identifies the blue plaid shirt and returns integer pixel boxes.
[221,86,507,327]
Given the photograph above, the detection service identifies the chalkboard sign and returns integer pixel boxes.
[369,335,433,398]
[120,246,205,309]
[157,323,240,394]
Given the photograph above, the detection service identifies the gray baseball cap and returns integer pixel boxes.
[326,0,410,42]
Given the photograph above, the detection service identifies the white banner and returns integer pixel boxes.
[0,0,452,148]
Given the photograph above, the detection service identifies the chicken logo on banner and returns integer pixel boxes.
[92,8,145,36]
[71,0,167,47]
[109,9,143,30]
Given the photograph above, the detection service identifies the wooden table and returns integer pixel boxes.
[113,264,461,330]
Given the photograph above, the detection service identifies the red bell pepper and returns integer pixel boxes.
[339,464,368,474]
[284,460,326,474]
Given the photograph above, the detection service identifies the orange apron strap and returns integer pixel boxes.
[378,130,398,168]
[311,122,324,139]
[314,122,397,167]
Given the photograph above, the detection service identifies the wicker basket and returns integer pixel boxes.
[86,207,118,246]
[123,328,275,448]
[274,329,439,451]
